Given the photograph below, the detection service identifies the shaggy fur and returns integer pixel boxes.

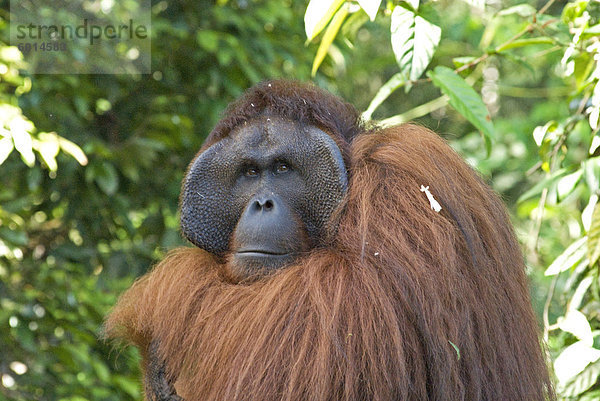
[105,82,554,400]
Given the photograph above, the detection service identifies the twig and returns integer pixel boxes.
[538,0,557,16]
[379,95,449,127]
[529,187,548,257]
[543,273,559,343]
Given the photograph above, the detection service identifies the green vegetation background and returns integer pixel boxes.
[1,0,599,400]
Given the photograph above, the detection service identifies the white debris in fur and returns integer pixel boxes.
[420,185,442,212]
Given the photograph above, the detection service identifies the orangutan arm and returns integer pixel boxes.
[145,340,183,401]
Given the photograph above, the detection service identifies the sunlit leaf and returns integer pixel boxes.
[560,359,600,397]
[405,0,419,10]
[558,310,593,346]
[590,135,600,154]
[391,6,441,82]
[0,134,14,165]
[357,0,381,21]
[583,194,598,232]
[58,136,88,166]
[554,341,600,387]
[36,132,60,172]
[590,83,599,130]
[584,157,600,193]
[533,121,558,146]
[311,4,349,76]
[10,119,35,167]
[545,236,587,276]
[427,66,494,154]
[556,169,582,200]
[588,203,600,265]
[305,0,346,41]
[570,276,593,311]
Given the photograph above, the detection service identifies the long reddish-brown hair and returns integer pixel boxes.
[106,121,554,400]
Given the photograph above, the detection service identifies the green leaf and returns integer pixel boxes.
[0,226,28,246]
[363,73,407,120]
[579,390,600,401]
[357,0,381,21]
[94,162,119,196]
[584,24,600,35]
[562,0,589,24]
[113,375,141,398]
[452,56,476,68]
[545,236,587,276]
[448,340,460,360]
[305,0,346,41]
[196,30,220,53]
[496,37,554,53]
[341,9,369,39]
[427,66,495,154]
[588,203,600,265]
[311,4,349,76]
[91,359,110,383]
[517,166,570,203]
[391,6,441,83]
[497,4,536,17]
[496,52,536,75]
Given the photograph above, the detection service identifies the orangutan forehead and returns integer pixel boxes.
[228,116,315,146]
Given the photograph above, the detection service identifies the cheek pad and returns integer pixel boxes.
[180,128,348,255]
[297,128,348,240]
[180,139,240,255]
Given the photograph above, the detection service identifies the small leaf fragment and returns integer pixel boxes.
[588,203,600,265]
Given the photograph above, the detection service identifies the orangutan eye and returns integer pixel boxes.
[244,166,259,177]
[275,162,290,174]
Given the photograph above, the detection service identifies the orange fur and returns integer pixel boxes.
[105,124,554,400]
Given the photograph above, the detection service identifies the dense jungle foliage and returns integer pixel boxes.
[1,0,600,399]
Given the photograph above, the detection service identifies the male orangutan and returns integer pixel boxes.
[105,80,555,400]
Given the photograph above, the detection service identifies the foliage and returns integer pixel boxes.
[1,0,599,399]
[305,0,600,398]
[0,0,320,399]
